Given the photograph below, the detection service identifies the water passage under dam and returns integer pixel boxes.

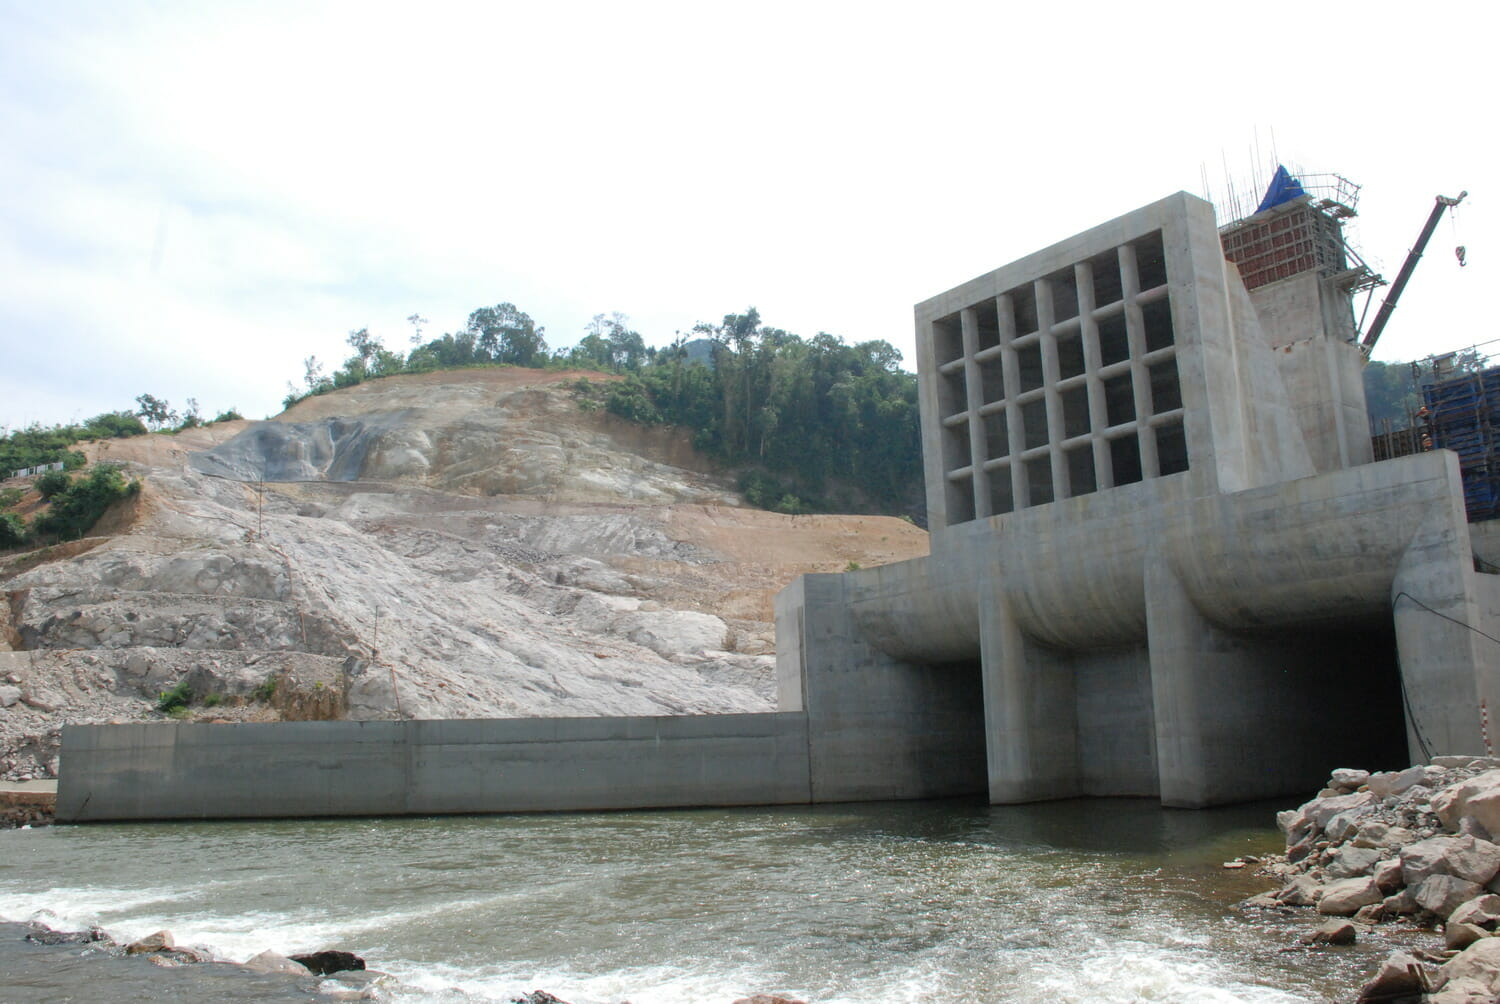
[0,798,1420,1002]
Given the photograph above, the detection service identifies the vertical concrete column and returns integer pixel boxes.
[1076,261,1114,489]
[997,293,1030,507]
[1036,279,1071,499]
[979,576,1079,803]
[1146,554,1335,807]
[1119,243,1160,477]
[1392,489,1488,758]
[961,307,992,518]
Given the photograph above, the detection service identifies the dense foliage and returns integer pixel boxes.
[294,304,926,520]
[32,465,138,540]
[600,310,922,517]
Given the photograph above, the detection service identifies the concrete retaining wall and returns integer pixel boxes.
[58,713,812,822]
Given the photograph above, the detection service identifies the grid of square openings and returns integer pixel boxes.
[930,230,1188,524]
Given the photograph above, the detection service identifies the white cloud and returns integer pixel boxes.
[1,0,1495,427]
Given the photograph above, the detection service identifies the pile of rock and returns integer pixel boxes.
[1255,757,1500,1002]
[14,922,382,1000]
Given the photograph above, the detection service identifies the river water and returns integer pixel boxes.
[0,798,1403,1003]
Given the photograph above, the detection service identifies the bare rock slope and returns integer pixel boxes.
[0,369,927,780]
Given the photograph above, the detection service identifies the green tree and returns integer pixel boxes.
[35,469,71,498]
[134,393,176,430]
[466,303,547,366]
[0,512,27,548]
[35,465,136,540]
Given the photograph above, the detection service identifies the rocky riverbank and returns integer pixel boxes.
[1251,756,1500,1002]
[1,920,385,1000]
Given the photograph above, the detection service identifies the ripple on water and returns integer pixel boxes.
[0,799,1374,1003]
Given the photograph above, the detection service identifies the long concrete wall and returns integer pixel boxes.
[58,713,812,822]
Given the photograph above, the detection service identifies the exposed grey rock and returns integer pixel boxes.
[1436,771,1500,839]
[1385,888,1421,915]
[1374,857,1406,893]
[0,686,20,707]
[1304,919,1357,945]
[125,930,174,954]
[1368,766,1441,799]
[1426,975,1495,1004]
[1452,894,1500,928]
[1355,951,1434,1003]
[1276,874,1323,907]
[1328,845,1381,879]
[1441,937,1500,995]
[1332,768,1371,790]
[242,950,312,975]
[1401,834,1500,887]
[1301,791,1374,831]
[1414,874,1485,918]
[1318,876,1383,915]
[1353,821,1415,849]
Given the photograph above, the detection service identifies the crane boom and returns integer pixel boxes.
[1361,190,1468,355]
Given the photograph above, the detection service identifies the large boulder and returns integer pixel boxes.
[1441,937,1500,997]
[1452,894,1500,928]
[1353,821,1416,849]
[1318,876,1383,915]
[1368,766,1442,799]
[1435,771,1500,837]
[1328,845,1381,879]
[242,950,312,976]
[289,950,365,975]
[1301,791,1374,831]
[1355,951,1434,1003]
[1401,835,1500,887]
[125,930,174,954]
[1414,874,1486,918]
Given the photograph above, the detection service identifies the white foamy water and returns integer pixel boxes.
[0,800,1398,1002]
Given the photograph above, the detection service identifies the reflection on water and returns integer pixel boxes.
[0,798,1388,1003]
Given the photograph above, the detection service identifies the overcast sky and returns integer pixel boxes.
[2,1,1494,428]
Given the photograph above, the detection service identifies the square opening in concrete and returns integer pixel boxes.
[984,409,1009,459]
[1057,332,1086,381]
[1061,385,1090,438]
[1012,284,1039,337]
[934,315,963,367]
[1099,313,1130,367]
[1091,251,1124,308]
[1104,373,1136,427]
[1067,444,1097,495]
[942,414,971,473]
[1110,434,1144,486]
[1021,398,1049,450]
[1148,359,1183,413]
[974,300,1001,352]
[1026,456,1054,506]
[988,463,1015,515]
[1017,341,1044,394]
[1048,269,1081,323]
[1156,422,1189,476]
[1136,230,1169,291]
[1142,298,1175,353]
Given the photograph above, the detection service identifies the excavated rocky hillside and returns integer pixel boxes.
[0,368,928,781]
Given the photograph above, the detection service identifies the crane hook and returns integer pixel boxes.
[1457,246,1468,267]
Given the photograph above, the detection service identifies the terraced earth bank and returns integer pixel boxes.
[0,368,928,782]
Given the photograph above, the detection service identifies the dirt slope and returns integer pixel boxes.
[0,368,928,781]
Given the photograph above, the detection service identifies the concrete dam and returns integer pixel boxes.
[59,189,1500,821]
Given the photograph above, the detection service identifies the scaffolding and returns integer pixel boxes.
[1420,361,1500,522]
[1215,169,1383,297]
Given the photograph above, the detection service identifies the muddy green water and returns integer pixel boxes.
[0,799,1401,1002]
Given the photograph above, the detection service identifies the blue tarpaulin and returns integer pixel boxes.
[1255,165,1307,214]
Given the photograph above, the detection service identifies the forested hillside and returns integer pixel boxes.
[291,304,926,522]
